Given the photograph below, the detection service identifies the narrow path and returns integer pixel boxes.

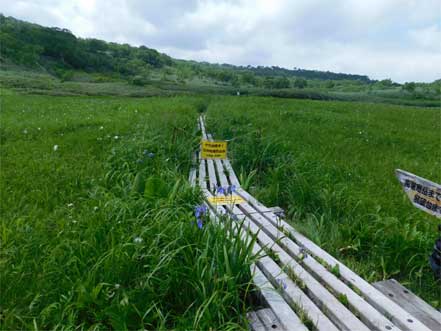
[189,115,438,331]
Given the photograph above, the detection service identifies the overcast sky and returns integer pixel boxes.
[2,0,441,82]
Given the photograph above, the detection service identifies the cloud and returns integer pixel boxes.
[2,0,440,82]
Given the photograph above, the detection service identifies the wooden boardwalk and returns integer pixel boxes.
[189,116,441,331]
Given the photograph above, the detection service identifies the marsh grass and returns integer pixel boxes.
[0,95,256,330]
[208,96,441,306]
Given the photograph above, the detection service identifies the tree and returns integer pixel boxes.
[403,82,416,92]
[293,78,307,88]
[325,80,335,88]
[240,72,258,86]
[263,77,275,89]
[273,77,290,89]
[380,79,393,87]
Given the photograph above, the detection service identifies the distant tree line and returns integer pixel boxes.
[0,15,172,77]
[4,13,438,95]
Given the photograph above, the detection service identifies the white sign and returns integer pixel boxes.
[396,169,441,218]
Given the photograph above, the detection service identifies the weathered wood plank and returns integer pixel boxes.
[373,279,441,331]
[222,158,241,187]
[210,192,348,331]
[239,202,402,331]
[254,250,339,331]
[237,191,432,331]
[207,133,230,188]
[200,119,220,193]
[197,117,435,331]
[243,210,371,331]
[206,158,218,192]
[198,157,208,190]
[247,310,266,331]
[202,188,323,330]
[199,116,208,139]
[252,266,307,331]
[256,308,284,330]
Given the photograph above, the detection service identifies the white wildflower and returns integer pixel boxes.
[99,126,104,130]
[23,129,28,134]
[134,237,143,244]
[53,145,59,151]
[115,283,120,289]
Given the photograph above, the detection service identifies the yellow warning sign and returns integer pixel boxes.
[207,195,245,205]
[201,140,227,159]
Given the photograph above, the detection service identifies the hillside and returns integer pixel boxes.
[1,14,440,106]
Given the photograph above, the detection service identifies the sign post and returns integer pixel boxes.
[396,169,441,278]
[395,169,441,218]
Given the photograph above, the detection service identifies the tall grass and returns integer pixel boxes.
[207,96,441,307]
[0,95,256,330]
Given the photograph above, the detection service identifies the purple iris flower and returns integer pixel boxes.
[227,185,236,194]
[216,186,225,195]
[197,218,203,229]
[194,204,207,219]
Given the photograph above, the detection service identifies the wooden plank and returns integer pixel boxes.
[203,176,344,329]
[253,246,339,331]
[243,211,371,331]
[199,116,207,138]
[247,310,266,331]
[202,189,323,331]
[222,158,241,187]
[197,117,431,331]
[198,156,208,190]
[373,279,441,331]
[207,133,230,188]
[213,195,349,331]
[206,158,218,192]
[200,121,219,192]
[252,266,307,331]
[239,202,402,331]
[256,308,284,330]
[199,116,239,187]
[237,190,432,331]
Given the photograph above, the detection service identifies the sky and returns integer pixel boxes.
[2,0,441,83]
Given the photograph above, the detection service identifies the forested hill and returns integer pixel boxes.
[0,14,371,83]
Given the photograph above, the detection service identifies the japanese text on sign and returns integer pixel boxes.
[201,140,227,159]
[396,169,441,218]
[207,195,245,205]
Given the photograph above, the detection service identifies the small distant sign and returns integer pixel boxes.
[207,195,245,205]
[201,140,227,159]
[396,169,441,218]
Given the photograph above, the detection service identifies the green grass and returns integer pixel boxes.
[2,92,440,330]
[2,66,440,108]
[0,94,256,330]
[207,96,441,307]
